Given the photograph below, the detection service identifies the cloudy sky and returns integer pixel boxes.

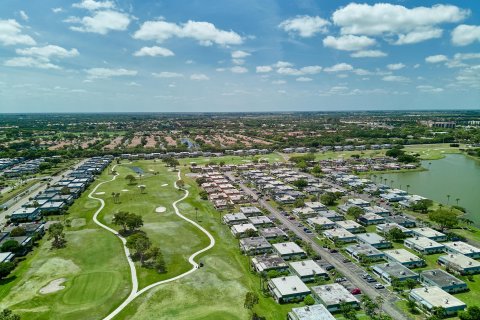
[1,0,479,112]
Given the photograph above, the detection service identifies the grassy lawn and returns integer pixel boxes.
[402,143,463,160]
[0,174,131,319]
[114,164,300,320]
[93,161,210,288]
[178,153,285,166]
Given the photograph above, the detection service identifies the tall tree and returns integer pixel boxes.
[48,223,66,249]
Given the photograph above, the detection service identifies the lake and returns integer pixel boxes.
[378,154,480,224]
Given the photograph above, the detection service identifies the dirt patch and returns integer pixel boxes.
[155,206,166,213]
[39,278,67,294]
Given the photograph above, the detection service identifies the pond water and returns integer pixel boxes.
[128,166,144,175]
[378,154,480,224]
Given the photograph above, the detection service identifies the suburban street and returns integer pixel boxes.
[226,172,411,320]
[0,158,87,225]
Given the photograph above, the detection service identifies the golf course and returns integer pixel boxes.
[0,159,298,319]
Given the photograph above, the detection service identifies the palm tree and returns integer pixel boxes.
[195,207,199,221]
[390,179,394,188]
[446,194,451,205]
[455,198,460,206]
[406,184,410,193]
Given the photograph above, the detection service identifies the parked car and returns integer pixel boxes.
[361,273,369,279]
[374,283,385,289]
[366,277,376,283]
[323,264,335,271]
[342,258,350,263]
[350,288,362,295]
[335,277,347,283]
[329,249,338,253]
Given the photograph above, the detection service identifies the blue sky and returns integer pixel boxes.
[0,0,479,112]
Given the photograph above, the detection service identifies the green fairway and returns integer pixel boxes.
[0,179,132,319]
[178,152,284,166]
[113,164,299,319]
[93,161,211,288]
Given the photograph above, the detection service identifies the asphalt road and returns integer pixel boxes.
[0,159,87,226]
[226,172,411,320]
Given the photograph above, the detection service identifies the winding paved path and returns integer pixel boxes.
[88,166,215,320]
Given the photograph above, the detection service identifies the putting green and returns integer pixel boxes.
[62,272,120,305]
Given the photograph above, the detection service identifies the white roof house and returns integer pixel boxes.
[410,286,466,315]
[411,227,447,242]
[289,259,328,281]
[404,236,445,254]
[438,253,480,275]
[383,249,425,268]
[334,220,363,233]
[323,228,356,243]
[311,283,359,312]
[356,232,392,249]
[230,223,257,238]
[307,216,335,230]
[288,304,335,320]
[443,241,480,259]
[272,242,306,260]
[268,275,311,303]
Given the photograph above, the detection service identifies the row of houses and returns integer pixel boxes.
[222,204,361,317]
[0,157,24,171]
[199,171,248,209]
[282,144,393,154]
[119,148,272,160]
[2,158,49,177]
[9,156,112,222]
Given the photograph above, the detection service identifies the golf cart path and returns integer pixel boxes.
[88,165,215,320]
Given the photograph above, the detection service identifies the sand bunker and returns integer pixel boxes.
[155,206,166,213]
[95,192,105,195]
[39,278,66,294]
[161,183,168,187]
[121,189,129,192]
[148,169,154,172]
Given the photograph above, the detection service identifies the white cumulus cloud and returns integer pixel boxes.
[66,10,130,35]
[256,66,272,73]
[231,66,248,73]
[451,25,480,46]
[86,67,137,79]
[72,0,115,11]
[19,11,29,21]
[417,85,444,93]
[323,35,376,51]
[133,46,174,57]
[152,72,184,78]
[279,15,329,38]
[231,50,250,59]
[332,3,469,45]
[133,20,243,46]
[16,45,79,58]
[190,73,209,80]
[0,19,36,46]
[425,55,448,63]
[296,77,312,82]
[387,63,405,70]
[350,50,387,58]
[382,75,410,82]
[324,63,353,72]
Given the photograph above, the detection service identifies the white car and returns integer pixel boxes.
[374,283,385,289]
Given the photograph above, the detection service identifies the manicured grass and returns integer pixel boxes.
[94,161,210,288]
[113,164,300,320]
[0,172,131,320]
[402,143,463,160]
[178,153,284,166]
